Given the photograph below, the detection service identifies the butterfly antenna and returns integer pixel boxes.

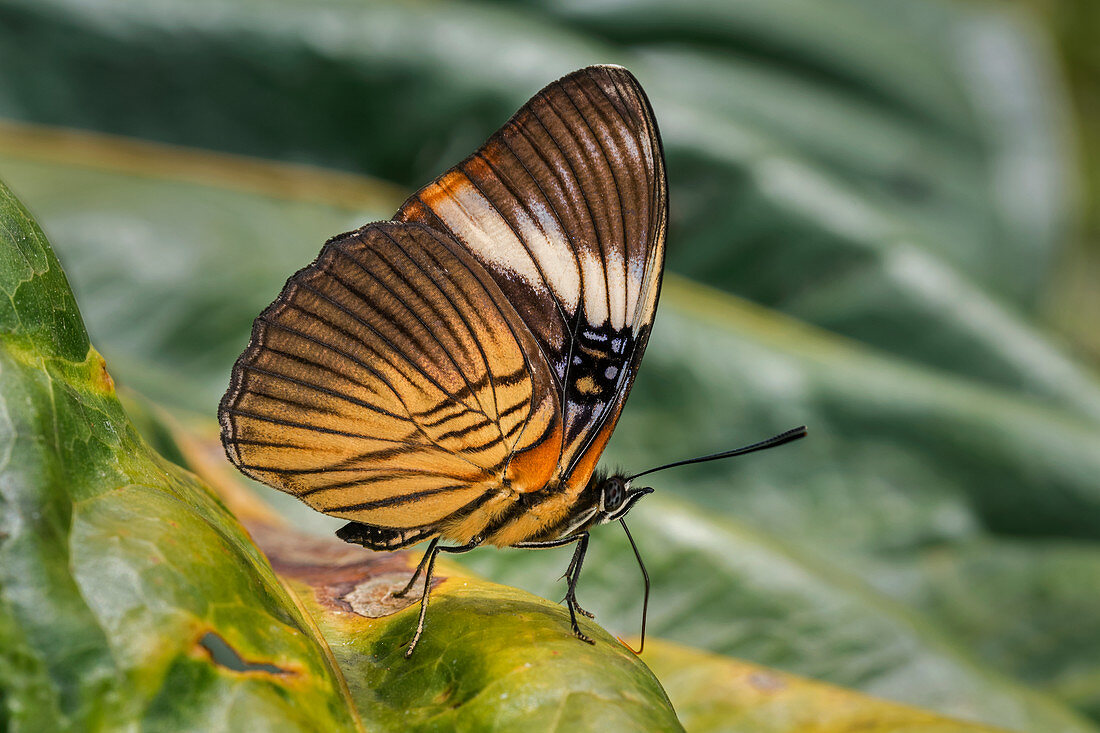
[619,518,649,655]
[627,425,807,482]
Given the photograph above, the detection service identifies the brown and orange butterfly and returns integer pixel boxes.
[219,65,805,656]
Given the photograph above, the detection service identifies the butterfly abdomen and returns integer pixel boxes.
[336,522,437,551]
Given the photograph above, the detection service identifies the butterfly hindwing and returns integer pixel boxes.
[397,65,668,490]
[219,222,560,530]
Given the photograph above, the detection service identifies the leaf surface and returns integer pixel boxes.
[0,177,361,731]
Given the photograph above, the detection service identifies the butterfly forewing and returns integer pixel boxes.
[397,65,667,490]
[219,222,560,529]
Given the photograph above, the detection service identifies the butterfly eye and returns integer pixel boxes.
[601,478,625,513]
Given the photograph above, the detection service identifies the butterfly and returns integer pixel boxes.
[219,65,805,657]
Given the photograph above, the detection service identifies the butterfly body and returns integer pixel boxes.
[220,65,667,654]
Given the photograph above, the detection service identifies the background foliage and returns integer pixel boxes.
[1,0,1098,731]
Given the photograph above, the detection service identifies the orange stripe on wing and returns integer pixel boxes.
[505,418,563,493]
[562,412,618,497]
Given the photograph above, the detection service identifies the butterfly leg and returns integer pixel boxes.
[561,533,595,642]
[402,537,481,658]
[392,537,439,599]
[515,532,595,643]
[562,534,596,621]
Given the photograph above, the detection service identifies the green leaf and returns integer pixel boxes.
[254,519,683,732]
[125,399,1046,733]
[0,177,360,731]
[642,639,1013,733]
[0,173,87,360]
[883,539,1100,720]
[124,398,686,731]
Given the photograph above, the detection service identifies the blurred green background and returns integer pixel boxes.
[1,0,1098,731]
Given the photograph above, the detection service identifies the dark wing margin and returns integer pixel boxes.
[396,65,668,490]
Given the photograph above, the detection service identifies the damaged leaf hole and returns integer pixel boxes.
[198,632,292,676]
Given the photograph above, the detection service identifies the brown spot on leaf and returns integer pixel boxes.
[92,352,115,394]
[433,683,456,706]
[252,524,438,615]
[341,573,427,618]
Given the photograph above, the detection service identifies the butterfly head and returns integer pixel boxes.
[595,475,653,524]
